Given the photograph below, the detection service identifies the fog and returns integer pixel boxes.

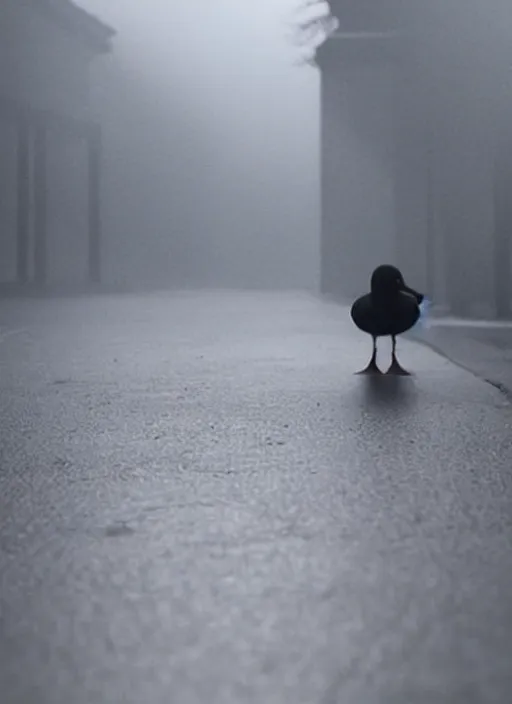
[75,0,320,290]
[3,0,509,315]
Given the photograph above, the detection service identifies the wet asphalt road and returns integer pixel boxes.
[1,290,512,704]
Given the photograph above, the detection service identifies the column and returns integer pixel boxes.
[34,124,47,286]
[87,124,102,284]
[16,120,30,284]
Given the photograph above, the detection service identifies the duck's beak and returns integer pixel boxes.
[402,283,424,305]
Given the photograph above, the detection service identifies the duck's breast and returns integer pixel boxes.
[384,292,420,335]
[351,292,419,336]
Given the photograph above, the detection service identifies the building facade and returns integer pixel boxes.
[0,0,114,287]
[317,0,512,318]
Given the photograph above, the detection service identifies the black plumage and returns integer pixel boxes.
[351,265,424,375]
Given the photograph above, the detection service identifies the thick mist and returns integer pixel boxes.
[76,0,320,290]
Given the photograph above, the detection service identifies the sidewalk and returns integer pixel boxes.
[407,317,512,400]
[3,288,512,704]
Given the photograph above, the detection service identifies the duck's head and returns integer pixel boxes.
[370,265,424,303]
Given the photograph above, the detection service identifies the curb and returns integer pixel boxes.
[406,325,512,403]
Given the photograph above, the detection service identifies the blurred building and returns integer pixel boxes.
[317,0,512,318]
[0,0,114,288]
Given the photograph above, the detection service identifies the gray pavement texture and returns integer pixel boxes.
[1,290,512,704]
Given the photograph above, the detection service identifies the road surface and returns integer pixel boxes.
[1,290,511,704]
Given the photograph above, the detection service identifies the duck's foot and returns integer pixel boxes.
[355,357,382,375]
[385,355,412,376]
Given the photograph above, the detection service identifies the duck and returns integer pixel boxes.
[350,264,424,375]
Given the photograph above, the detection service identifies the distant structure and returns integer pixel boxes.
[316,0,512,318]
[0,0,115,288]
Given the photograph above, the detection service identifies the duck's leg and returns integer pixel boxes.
[356,336,382,375]
[386,335,412,376]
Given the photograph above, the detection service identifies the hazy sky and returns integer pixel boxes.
[75,0,321,288]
